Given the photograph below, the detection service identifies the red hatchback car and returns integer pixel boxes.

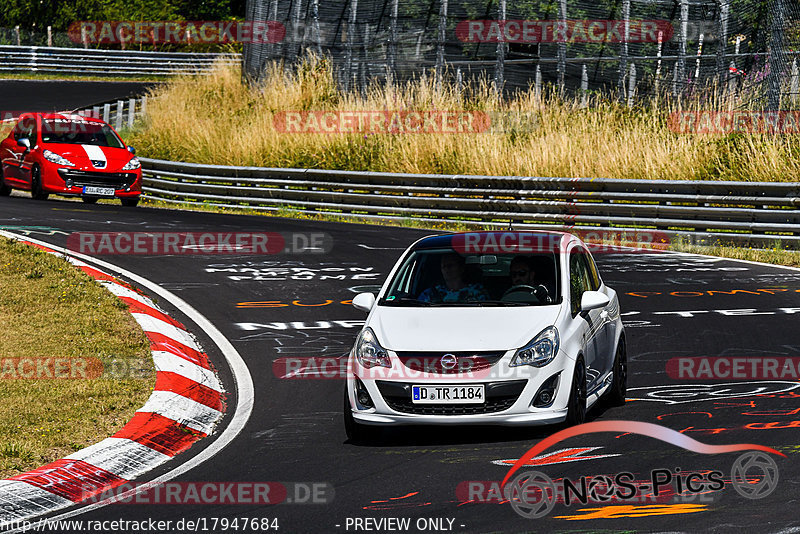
[0,112,141,206]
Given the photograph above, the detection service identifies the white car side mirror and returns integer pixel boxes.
[580,291,610,312]
[352,292,376,313]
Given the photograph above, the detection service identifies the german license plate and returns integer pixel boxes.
[411,384,484,404]
[83,186,115,197]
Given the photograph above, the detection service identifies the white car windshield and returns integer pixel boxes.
[380,249,561,306]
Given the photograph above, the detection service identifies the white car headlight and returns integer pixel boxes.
[510,326,560,367]
[121,156,140,170]
[42,149,75,167]
[355,327,390,369]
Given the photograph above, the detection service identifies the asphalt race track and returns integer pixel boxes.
[0,81,157,116]
[2,194,800,533]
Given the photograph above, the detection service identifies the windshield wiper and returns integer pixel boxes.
[381,297,432,306]
[474,300,529,306]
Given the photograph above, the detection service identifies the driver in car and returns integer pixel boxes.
[506,256,553,303]
[418,253,489,303]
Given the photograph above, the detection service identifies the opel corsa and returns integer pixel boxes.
[344,231,627,440]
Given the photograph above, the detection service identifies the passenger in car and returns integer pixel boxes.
[418,253,489,303]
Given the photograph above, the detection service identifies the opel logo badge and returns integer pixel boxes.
[440,353,458,370]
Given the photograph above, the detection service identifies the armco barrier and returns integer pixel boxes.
[0,45,239,76]
[139,157,800,248]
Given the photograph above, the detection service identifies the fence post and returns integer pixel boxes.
[103,104,111,124]
[360,24,369,95]
[388,0,398,77]
[494,0,506,95]
[344,0,358,91]
[311,0,322,56]
[716,0,729,92]
[672,62,679,98]
[766,0,786,110]
[289,0,303,61]
[694,33,704,81]
[791,59,799,105]
[47,26,52,47]
[655,30,663,95]
[269,0,283,59]
[128,99,136,128]
[456,67,463,97]
[115,101,124,130]
[535,64,542,101]
[15,26,21,46]
[580,64,588,108]
[92,106,100,119]
[140,96,147,117]
[82,26,89,49]
[678,0,688,90]
[627,63,636,108]
[618,0,630,101]
[436,0,448,90]
[557,0,566,92]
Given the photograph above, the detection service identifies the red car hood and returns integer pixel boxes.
[43,143,134,171]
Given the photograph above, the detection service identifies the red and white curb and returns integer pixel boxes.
[0,237,226,527]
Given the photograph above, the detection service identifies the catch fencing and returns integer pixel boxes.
[139,157,800,249]
[243,0,800,109]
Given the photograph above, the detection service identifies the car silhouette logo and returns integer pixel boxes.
[441,353,458,370]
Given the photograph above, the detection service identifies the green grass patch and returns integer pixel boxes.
[0,238,154,478]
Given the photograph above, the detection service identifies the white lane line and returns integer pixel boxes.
[65,438,171,480]
[0,230,254,531]
[152,351,222,392]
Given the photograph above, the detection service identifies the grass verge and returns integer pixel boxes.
[0,237,154,478]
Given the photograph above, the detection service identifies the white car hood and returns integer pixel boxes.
[370,305,562,352]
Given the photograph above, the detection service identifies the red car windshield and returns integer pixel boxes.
[40,119,124,148]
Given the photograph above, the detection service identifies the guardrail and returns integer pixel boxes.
[0,45,240,76]
[140,157,800,248]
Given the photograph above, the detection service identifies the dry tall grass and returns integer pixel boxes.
[130,57,800,181]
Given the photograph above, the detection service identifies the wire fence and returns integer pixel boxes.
[243,0,800,108]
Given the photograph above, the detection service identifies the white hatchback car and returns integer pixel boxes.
[344,231,626,440]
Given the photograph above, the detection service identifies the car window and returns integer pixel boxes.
[381,248,561,306]
[40,119,124,148]
[585,251,601,290]
[13,116,36,142]
[569,250,592,315]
